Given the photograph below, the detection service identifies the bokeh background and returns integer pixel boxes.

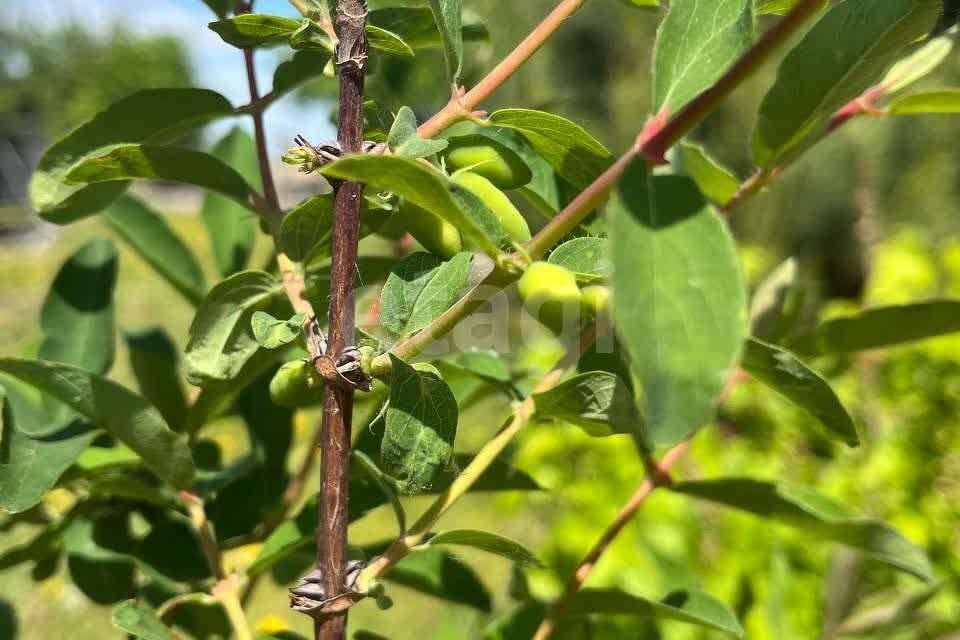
[2,1,960,638]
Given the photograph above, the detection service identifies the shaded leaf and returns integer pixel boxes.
[533,371,643,438]
[126,328,188,433]
[30,88,233,223]
[567,588,744,637]
[445,350,511,383]
[653,0,754,113]
[66,144,256,210]
[320,155,504,259]
[369,7,488,50]
[428,529,541,566]
[741,338,858,446]
[381,545,492,611]
[280,194,333,261]
[0,359,195,489]
[209,14,301,48]
[677,143,741,206]
[672,478,934,580]
[353,450,406,534]
[273,50,333,98]
[488,110,613,190]
[380,252,473,335]
[609,160,745,446]
[112,600,174,640]
[184,271,281,386]
[383,357,458,494]
[388,106,449,160]
[749,258,800,342]
[752,0,940,167]
[834,583,941,636]
[0,390,95,513]
[547,237,610,282]
[202,127,262,277]
[787,300,960,356]
[103,196,206,305]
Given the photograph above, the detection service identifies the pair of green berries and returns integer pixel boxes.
[391,135,533,258]
[518,262,610,334]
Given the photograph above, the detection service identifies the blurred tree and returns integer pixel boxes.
[0,24,193,140]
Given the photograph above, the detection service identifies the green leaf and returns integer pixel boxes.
[66,144,256,210]
[428,0,464,81]
[273,50,333,98]
[251,312,305,350]
[677,143,741,207]
[202,128,262,277]
[30,88,233,223]
[834,582,941,636]
[749,258,800,342]
[437,453,541,492]
[487,110,613,190]
[367,24,416,58]
[787,300,960,356]
[428,529,541,567]
[16,238,119,437]
[0,359,194,489]
[383,356,458,494]
[112,600,174,640]
[184,271,282,386]
[609,160,746,447]
[889,89,960,114]
[567,588,744,637]
[547,237,610,283]
[38,237,117,375]
[379,546,492,611]
[126,329,188,433]
[741,338,858,446]
[388,107,449,160]
[672,479,934,580]
[881,32,954,93]
[533,372,643,439]
[88,476,175,508]
[208,14,302,47]
[653,0,754,113]
[380,252,473,336]
[103,195,206,305]
[369,7,488,50]
[0,390,96,513]
[353,450,406,534]
[320,155,505,259]
[280,195,333,261]
[752,0,941,167]
[445,350,512,383]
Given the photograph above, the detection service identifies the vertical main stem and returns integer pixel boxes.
[318,2,367,639]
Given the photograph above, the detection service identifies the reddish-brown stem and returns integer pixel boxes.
[526,0,826,259]
[639,0,827,162]
[417,0,586,139]
[242,49,282,221]
[316,2,368,638]
[531,442,689,640]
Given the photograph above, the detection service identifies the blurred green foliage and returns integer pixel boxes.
[0,24,192,139]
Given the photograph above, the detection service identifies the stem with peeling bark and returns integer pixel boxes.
[316,2,368,639]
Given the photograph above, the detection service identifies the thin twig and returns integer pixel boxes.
[531,442,689,640]
[417,0,587,139]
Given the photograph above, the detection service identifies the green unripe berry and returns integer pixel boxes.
[394,200,463,259]
[269,360,323,408]
[453,171,531,244]
[443,135,532,189]
[580,285,611,318]
[517,262,583,334]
